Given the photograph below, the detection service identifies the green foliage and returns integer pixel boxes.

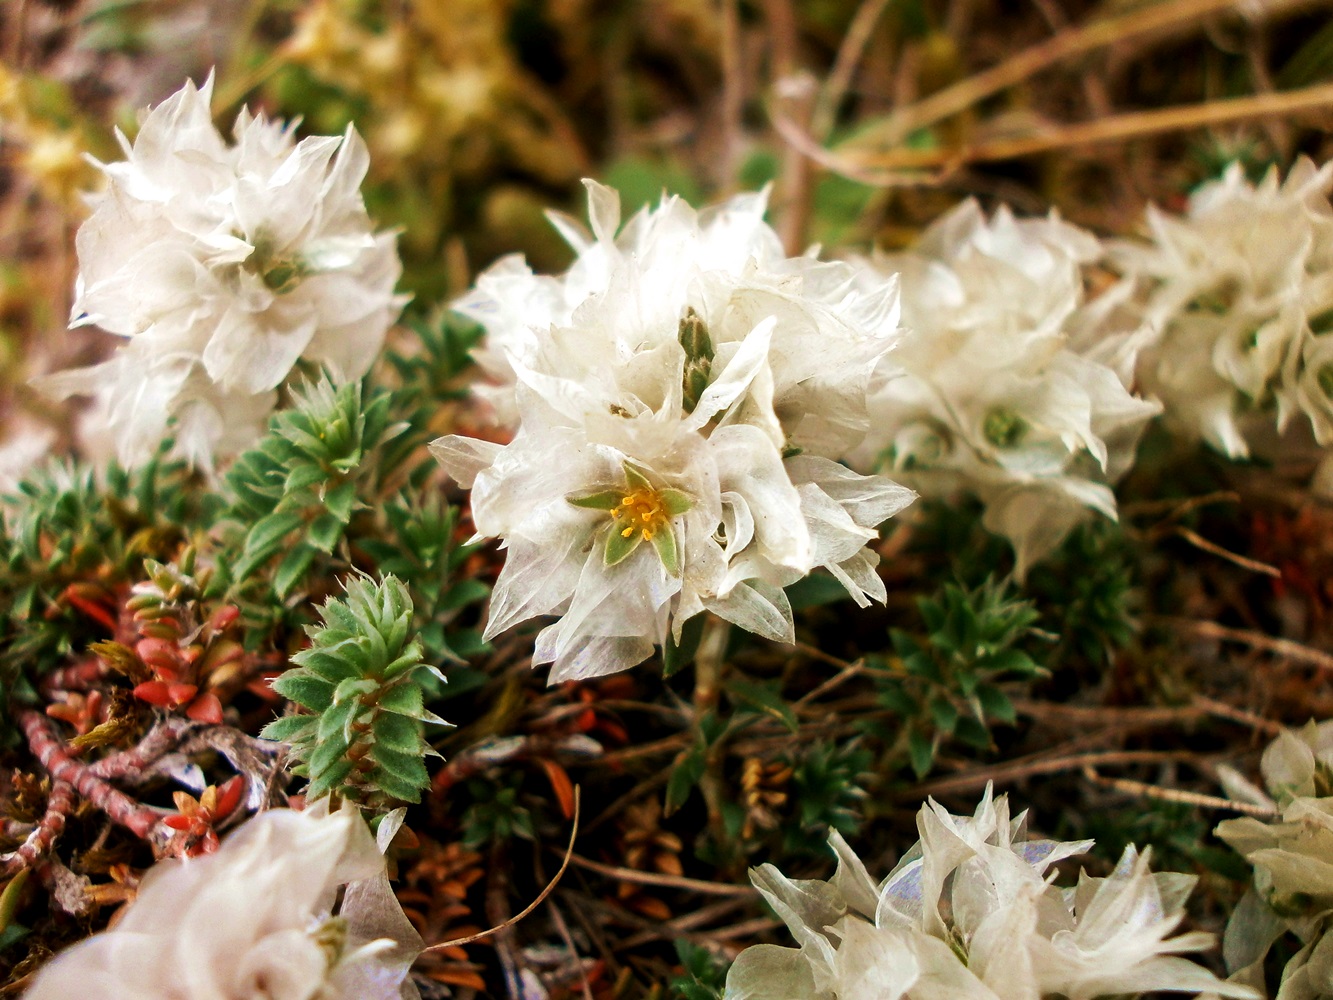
[669,940,729,1000]
[1025,520,1137,670]
[782,740,873,854]
[665,710,729,816]
[260,574,445,810]
[871,578,1044,778]
[459,773,535,848]
[355,491,489,665]
[222,377,402,600]
[0,455,203,742]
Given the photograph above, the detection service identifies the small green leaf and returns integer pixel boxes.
[317,697,360,742]
[568,490,624,511]
[324,480,357,523]
[976,683,1016,724]
[306,513,345,554]
[604,524,644,566]
[369,764,426,803]
[725,677,798,733]
[954,715,992,750]
[907,730,935,779]
[273,543,318,598]
[665,745,707,816]
[651,526,680,575]
[663,615,705,678]
[660,489,692,516]
[283,463,327,494]
[372,712,424,754]
[370,743,430,788]
[306,758,354,800]
[309,730,352,777]
[271,673,335,712]
[622,463,653,492]
[246,510,304,557]
[260,714,318,744]
[928,696,959,735]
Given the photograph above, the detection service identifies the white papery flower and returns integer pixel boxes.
[725,785,1255,1000]
[434,182,913,681]
[1113,159,1333,460]
[40,75,405,469]
[851,200,1160,576]
[1216,721,1333,997]
[24,803,423,1000]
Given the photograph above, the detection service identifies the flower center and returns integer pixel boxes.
[611,487,670,542]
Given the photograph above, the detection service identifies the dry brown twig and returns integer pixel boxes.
[422,786,582,953]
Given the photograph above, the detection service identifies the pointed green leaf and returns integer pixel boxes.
[372,712,424,754]
[317,697,360,742]
[306,514,345,554]
[309,730,352,776]
[245,511,304,557]
[650,526,680,575]
[259,714,318,744]
[659,489,692,516]
[270,673,335,712]
[273,543,318,598]
[367,764,425,803]
[604,524,644,566]
[324,480,357,523]
[725,677,798,733]
[379,682,446,724]
[568,490,624,511]
[622,463,653,492]
[306,759,354,801]
[333,677,379,705]
[370,743,430,788]
[665,745,707,816]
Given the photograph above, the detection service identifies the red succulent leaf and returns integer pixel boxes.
[186,692,224,725]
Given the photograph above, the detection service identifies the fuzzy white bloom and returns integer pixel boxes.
[1113,159,1333,461]
[850,201,1159,577]
[433,182,914,681]
[24,803,423,1000]
[40,75,406,469]
[725,785,1255,1000]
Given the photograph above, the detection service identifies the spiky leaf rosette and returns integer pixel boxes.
[261,574,445,809]
[222,376,402,600]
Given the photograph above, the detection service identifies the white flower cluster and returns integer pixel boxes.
[40,76,405,470]
[725,785,1256,1000]
[1114,159,1333,462]
[432,182,915,682]
[24,803,423,1000]
[850,201,1161,576]
[1217,720,1333,999]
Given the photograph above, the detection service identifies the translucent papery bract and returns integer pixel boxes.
[41,75,405,470]
[24,804,422,1000]
[725,786,1256,1000]
[851,199,1159,577]
[434,180,915,680]
[1116,158,1333,461]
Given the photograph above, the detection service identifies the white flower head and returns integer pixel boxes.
[434,181,914,681]
[24,802,423,1000]
[1114,158,1333,460]
[726,786,1256,1000]
[40,74,406,470]
[852,200,1160,576]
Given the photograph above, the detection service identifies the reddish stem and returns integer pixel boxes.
[86,717,200,779]
[1,780,75,877]
[39,657,113,696]
[19,710,164,842]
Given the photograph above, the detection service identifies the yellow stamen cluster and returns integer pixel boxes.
[611,487,669,542]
